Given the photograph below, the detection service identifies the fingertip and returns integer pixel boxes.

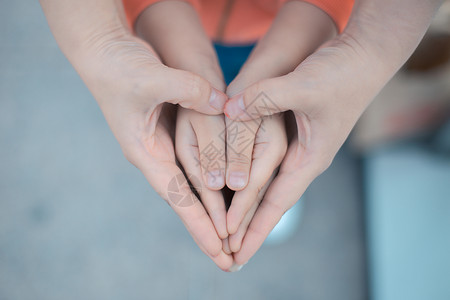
[224,93,245,120]
[215,219,229,240]
[224,103,231,119]
[226,171,248,191]
[196,221,227,257]
[211,251,234,271]
[229,232,244,253]
[222,238,232,255]
[209,88,227,112]
[226,212,240,236]
[205,169,225,190]
[206,237,224,258]
[233,250,250,266]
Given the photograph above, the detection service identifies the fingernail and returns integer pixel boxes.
[209,88,226,112]
[228,171,247,190]
[224,94,245,119]
[206,169,224,189]
[228,263,244,272]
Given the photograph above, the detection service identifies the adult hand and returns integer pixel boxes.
[135,1,235,269]
[41,0,232,270]
[224,0,444,265]
[223,0,337,255]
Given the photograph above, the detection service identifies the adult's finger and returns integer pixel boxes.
[228,167,277,253]
[226,114,287,235]
[134,0,227,115]
[224,72,313,121]
[128,144,233,270]
[222,237,232,255]
[152,66,227,115]
[233,141,320,265]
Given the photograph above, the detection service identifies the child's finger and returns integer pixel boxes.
[189,115,226,190]
[176,109,228,239]
[225,117,260,191]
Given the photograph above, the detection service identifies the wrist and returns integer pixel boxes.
[343,0,443,74]
[41,0,131,66]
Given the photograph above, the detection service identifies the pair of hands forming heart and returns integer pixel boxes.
[128,1,339,271]
[41,0,442,272]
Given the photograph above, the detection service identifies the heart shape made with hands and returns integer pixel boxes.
[42,0,438,275]
[129,0,345,272]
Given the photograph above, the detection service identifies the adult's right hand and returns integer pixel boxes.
[40,0,232,270]
[223,0,444,265]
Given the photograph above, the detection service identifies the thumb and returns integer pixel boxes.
[224,73,304,121]
[155,66,227,115]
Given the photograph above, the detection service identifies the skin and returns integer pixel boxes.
[135,1,231,266]
[224,1,337,254]
[40,0,443,271]
[133,1,290,261]
[224,0,444,266]
[40,0,232,270]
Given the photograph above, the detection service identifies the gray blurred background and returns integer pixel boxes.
[1,1,449,300]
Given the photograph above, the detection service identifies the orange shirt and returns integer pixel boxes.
[123,0,353,44]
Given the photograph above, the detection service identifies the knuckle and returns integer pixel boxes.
[183,72,205,102]
[228,153,251,168]
[246,81,264,104]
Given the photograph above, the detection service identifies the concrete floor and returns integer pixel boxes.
[0,2,367,299]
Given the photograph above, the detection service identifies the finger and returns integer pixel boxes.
[226,115,287,235]
[233,144,318,265]
[189,115,226,190]
[224,0,337,121]
[176,110,228,239]
[229,197,259,253]
[154,67,227,115]
[151,166,233,270]
[225,117,260,191]
[228,167,277,253]
[224,72,310,121]
[142,159,232,268]
[222,237,232,255]
[134,1,227,114]
[128,139,233,270]
[202,242,234,272]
